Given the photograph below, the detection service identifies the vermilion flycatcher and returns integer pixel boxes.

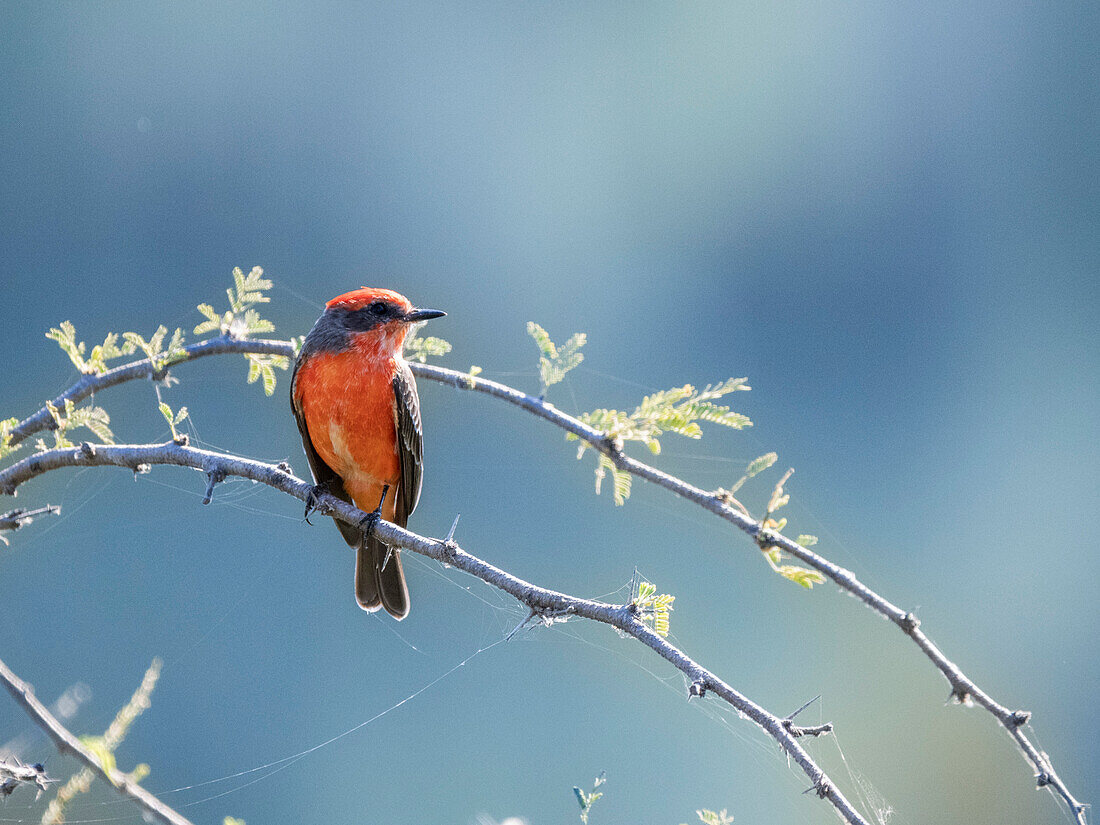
[291,288,445,619]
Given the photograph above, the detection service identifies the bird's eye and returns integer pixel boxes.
[369,301,388,315]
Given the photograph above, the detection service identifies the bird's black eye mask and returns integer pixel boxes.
[342,302,399,332]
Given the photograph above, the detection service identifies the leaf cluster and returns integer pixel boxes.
[573,772,606,824]
[43,659,161,825]
[404,327,453,363]
[194,266,275,339]
[527,322,585,397]
[756,469,825,589]
[685,810,734,825]
[35,400,114,452]
[46,320,191,378]
[569,378,751,505]
[196,267,289,395]
[45,322,138,376]
[158,403,189,443]
[245,354,289,397]
[634,580,675,638]
[123,326,187,373]
[0,418,20,461]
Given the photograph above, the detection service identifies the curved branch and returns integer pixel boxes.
[9,337,1087,821]
[0,656,194,825]
[408,363,1089,824]
[0,442,871,825]
[8,336,295,446]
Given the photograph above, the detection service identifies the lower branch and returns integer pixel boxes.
[410,362,1089,824]
[1,442,870,825]
[0,657,194,825]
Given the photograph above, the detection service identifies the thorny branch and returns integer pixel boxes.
[410,362,1090,824]
[6,337,1088,823]
[0,505,60,535]
[0,656,195,825]
[0,441,869,825]
[6,334,291,447]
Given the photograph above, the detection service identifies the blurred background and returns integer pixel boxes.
[1,2,1096,824]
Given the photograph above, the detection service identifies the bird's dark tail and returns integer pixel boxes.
[356,533,410,620]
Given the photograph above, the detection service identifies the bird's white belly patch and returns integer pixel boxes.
[328,422,355,471]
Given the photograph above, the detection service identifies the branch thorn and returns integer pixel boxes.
[202,470,226,505]
[445,513,461,544]
[506,608,538,641]
[786,694,821,722]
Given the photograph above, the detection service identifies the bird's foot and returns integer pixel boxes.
[303,482,332,524]
[357,484,390,540]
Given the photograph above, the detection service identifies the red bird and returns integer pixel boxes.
[291,288,445,619]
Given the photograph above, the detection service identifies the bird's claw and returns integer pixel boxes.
[304,484,325,525]
[357,484,391,542]
[358,508,381,536]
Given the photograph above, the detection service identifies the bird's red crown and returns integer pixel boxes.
[326,287,412,312]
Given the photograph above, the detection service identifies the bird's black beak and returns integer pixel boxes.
[404,308,446,323]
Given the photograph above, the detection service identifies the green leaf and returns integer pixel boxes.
[746,452,778,478]
[86,332,137,374]
[697,809,734,825]
[261,364,276,396]
[241,308,275,335]
[776,565,826,589]
[159,403,189,440]
[573,377,753,505]
[527,321,557,359]
[593,453,632,505]
[244,353,288,396]
[67,405,115,444]
[404,332,453,363]
[79,735,118,779]
[610,465,631,506]
[44,401,114,447]
[573,773,606,824]
[46,321,90,373]
[0,418,21,460]
[795,534,818,547]
[199,267,276,340]
[634,579,675,637]
[123,326,185,371]
[528,322,586,395]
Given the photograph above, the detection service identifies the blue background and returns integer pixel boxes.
[1,3,1096,824]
